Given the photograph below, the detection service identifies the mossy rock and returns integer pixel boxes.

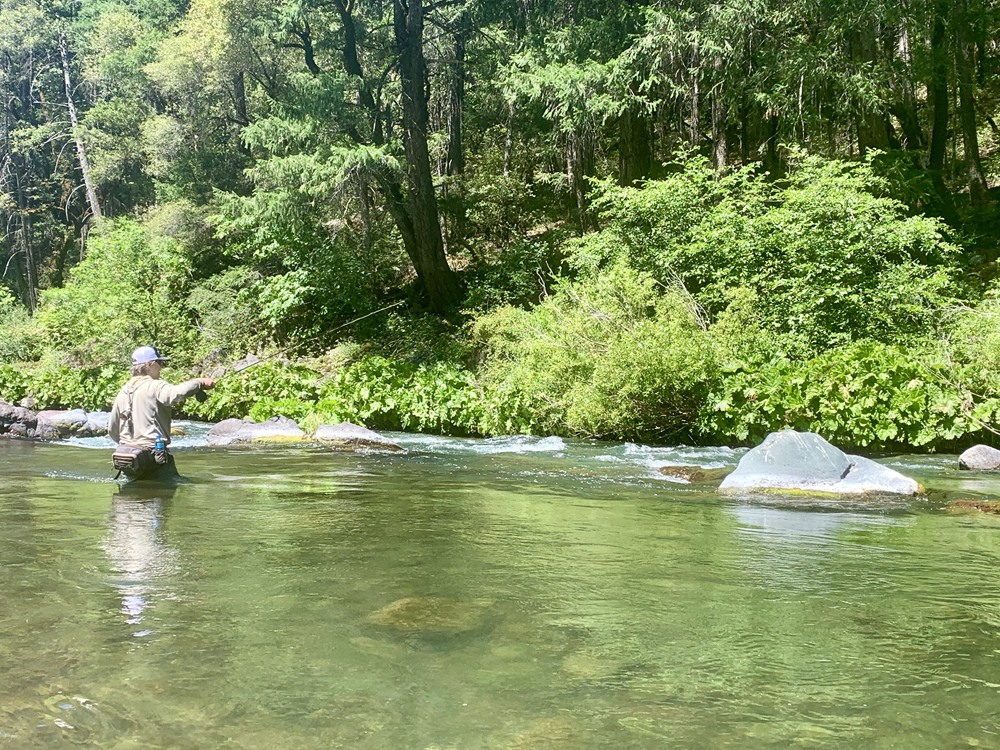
[312,422,403,452]
[207,415,306,445]
[366,596,494,636]
[505,716,588,749]
[948,499,1000,515]
[658,465,731,483]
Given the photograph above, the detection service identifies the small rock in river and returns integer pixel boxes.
[947,499,1000,515]
[312,422,403,452]
[366,596,494,636]
[658,465,731,483]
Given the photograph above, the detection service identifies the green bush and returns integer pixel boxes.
[0,364,30,404]
[309,356,488,435]
[944,288,1000,397]
[0,363,126,411]
[0,289,44,364]
[463,239,562,312]
[579,152,961,354]
[474,262,718,441]
[699,340,985,449]
[34,218,195,367]
[186,266,271,364]
[354,312,471,364]
[184,361,322,422]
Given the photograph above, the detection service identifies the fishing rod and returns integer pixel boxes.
[194,300,406,397]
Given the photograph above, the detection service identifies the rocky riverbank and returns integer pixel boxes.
[0,402,109,439]
[0,401,403,452]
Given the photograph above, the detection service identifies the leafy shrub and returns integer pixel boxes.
[464,171,548,248]
[212,113,407,340]
[944,289,1000,397]
[0,289,44,364]
[186,266,271,364]
[34,218,195,367]
[309,356,489,436]
[463,239,562,312]
[184,361,321,421]
[474,262,719,442]
[30,365,128,411]
[580,152,961,354]
[700,340,984,449]
[0,364,30,404]
[0,363,127,411]
[354,312,471,364]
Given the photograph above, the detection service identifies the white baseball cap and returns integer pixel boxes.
[131,346,170,365]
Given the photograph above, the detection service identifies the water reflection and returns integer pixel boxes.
[730,504,902,544]
[102,484,180,635]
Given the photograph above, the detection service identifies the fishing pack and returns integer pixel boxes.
[111,444,157,477]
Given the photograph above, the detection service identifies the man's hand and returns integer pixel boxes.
[200,378,216,390]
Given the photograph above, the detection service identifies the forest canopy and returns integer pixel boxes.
[1,0,999,450]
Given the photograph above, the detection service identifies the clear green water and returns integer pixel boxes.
[2,431,1000,749]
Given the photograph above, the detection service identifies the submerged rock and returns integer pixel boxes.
[206,415,306,445]
[948,499,1000,514]
[958,444,1000,471]
[312,422,403,452]
[719,430,919,496]
[366,596,494,636]
[506,716,587,750]
[658,465,731,483]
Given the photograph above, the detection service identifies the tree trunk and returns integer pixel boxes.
[954,0,990,207]
[333,0,384,144]
[442,14,468,252]
[689,45,700,147]
[618,103,651,186]
[852,27,889,154]
[889,17,925,151]
[927,0,959,223]
[711,64,727,172]
[13,170,37,311]
[59,31,102,231]
[503,101,514,177]
[446,17,467,178]
[763,115,781,177]
[393,0,461,312]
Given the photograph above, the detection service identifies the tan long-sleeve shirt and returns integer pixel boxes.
[108,376,204,448]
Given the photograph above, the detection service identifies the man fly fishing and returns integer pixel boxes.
[109,346,215,481]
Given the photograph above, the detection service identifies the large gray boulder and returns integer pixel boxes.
[1,404,110,439]
[35,408,112,438]
[958,444,1000,471]
[719,430,919,496]
[85,411,111,434]
[0,402,38,437]
[312,422,403,452]
[206,415,306,445]
[37,408,89,429]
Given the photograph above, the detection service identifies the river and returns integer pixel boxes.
[2,427,999,749]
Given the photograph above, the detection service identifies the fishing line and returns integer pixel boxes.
[209,299,406,386]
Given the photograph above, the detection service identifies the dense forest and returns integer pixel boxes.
[1,0,999,450]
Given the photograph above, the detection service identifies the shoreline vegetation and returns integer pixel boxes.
[1,1,999,453]
[2,154,1000,453]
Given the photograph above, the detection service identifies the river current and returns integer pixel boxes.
[2,426,1000,749]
